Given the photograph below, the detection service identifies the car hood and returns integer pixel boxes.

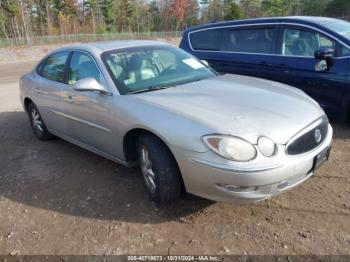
[132,74,325,144]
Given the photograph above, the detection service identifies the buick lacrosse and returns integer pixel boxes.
[20,41,332,203]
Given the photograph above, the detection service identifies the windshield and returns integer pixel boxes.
[102,45,216,95]
[319,19,350,40]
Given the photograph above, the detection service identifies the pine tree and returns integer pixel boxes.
[100,0,118,32]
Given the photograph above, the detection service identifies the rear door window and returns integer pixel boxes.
[190,26,277,54]
[41,52,70,83]
[222,27,276,54]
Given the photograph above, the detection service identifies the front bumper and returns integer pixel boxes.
[172,124,333,204]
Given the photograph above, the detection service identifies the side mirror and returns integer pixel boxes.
[314,48,335,71]
[73,78,112,95]
[314,48,334,61]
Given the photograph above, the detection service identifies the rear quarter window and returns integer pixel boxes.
[189,29,223,51]
[36,58,46,75]
[41,51,70,83]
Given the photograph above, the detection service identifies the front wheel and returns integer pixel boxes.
[28,103,54,140]
[138,134,182,204]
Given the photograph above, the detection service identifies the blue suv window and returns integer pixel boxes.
[190,29,223,51]
[340,45,350,56]
[222,28,276,53]
[280,27,350,57]
[281,29,336,57]
[190,27,276,54]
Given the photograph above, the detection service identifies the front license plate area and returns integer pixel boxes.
[313,147,331,170]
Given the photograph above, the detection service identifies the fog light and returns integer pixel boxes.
[258,136,276,157]
[216,183,257,193]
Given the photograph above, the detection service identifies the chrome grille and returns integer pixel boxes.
[286,117,328,155]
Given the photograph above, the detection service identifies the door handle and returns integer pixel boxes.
[273,63,287,68]
[34,88,41,94]
[259,62,272,68]
[273,64,289,73]
[64,96,75,104]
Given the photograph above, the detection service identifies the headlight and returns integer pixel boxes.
[257,136,276,157]
[202,135,257,162]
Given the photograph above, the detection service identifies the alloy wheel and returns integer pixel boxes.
[140,146,157,194]
[31,108,43,133]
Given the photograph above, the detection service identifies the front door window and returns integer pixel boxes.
[281,28,336,57]
[68,52,103,85]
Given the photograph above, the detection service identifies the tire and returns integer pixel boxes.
[28,103,54,140]
[138,133,182,204]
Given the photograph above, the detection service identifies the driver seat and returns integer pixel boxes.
[127,54,156,83]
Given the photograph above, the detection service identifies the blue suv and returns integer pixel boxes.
[180,17,350,121]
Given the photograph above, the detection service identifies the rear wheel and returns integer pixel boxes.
[138,134,182,203]
[28,103,54,140]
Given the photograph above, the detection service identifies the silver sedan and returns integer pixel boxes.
[20,40,333,204]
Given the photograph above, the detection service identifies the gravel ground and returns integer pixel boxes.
[0,56,349,256]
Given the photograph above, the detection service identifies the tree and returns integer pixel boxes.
[301,0,329,16]
[240,0,262,17]
[3,0,346,45]
[184,0,199,28]
[0,12,9,39]
[261,0,301,16]
[207,0,224,22]
[261,0,285,16]
[325,0,350,18]
[125,0,136,32]
[100,0,118,32]
[30,0,50,36]
[84,0,98,33]
[172,0,185,30]
[147,1,161,31]
[1,1,22,42]
[223,0,243,20]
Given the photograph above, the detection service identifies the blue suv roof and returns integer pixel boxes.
[182,16,350,47]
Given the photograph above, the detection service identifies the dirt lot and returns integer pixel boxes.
[0,54,349,256]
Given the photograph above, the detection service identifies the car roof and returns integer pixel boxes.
[51,40,171,56]
[182,16,350,47]
[183,16,344,32]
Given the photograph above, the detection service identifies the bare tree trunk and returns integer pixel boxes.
[14,16,22,44]
[10,17,18,45]
[0,1,9,40]
[45,1,50,35]
[19,0,29,44]
[136,1,139,33]
[92,10,96,34]
[147,7,150,33]
[0,23,9,40]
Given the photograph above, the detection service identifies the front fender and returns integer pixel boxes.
[114,96,212,153]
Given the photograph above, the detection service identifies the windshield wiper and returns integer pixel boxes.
[128,85,171,95]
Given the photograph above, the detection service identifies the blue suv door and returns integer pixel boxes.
[271,25,350,119]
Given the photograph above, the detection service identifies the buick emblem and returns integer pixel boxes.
[315,129,322,143]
